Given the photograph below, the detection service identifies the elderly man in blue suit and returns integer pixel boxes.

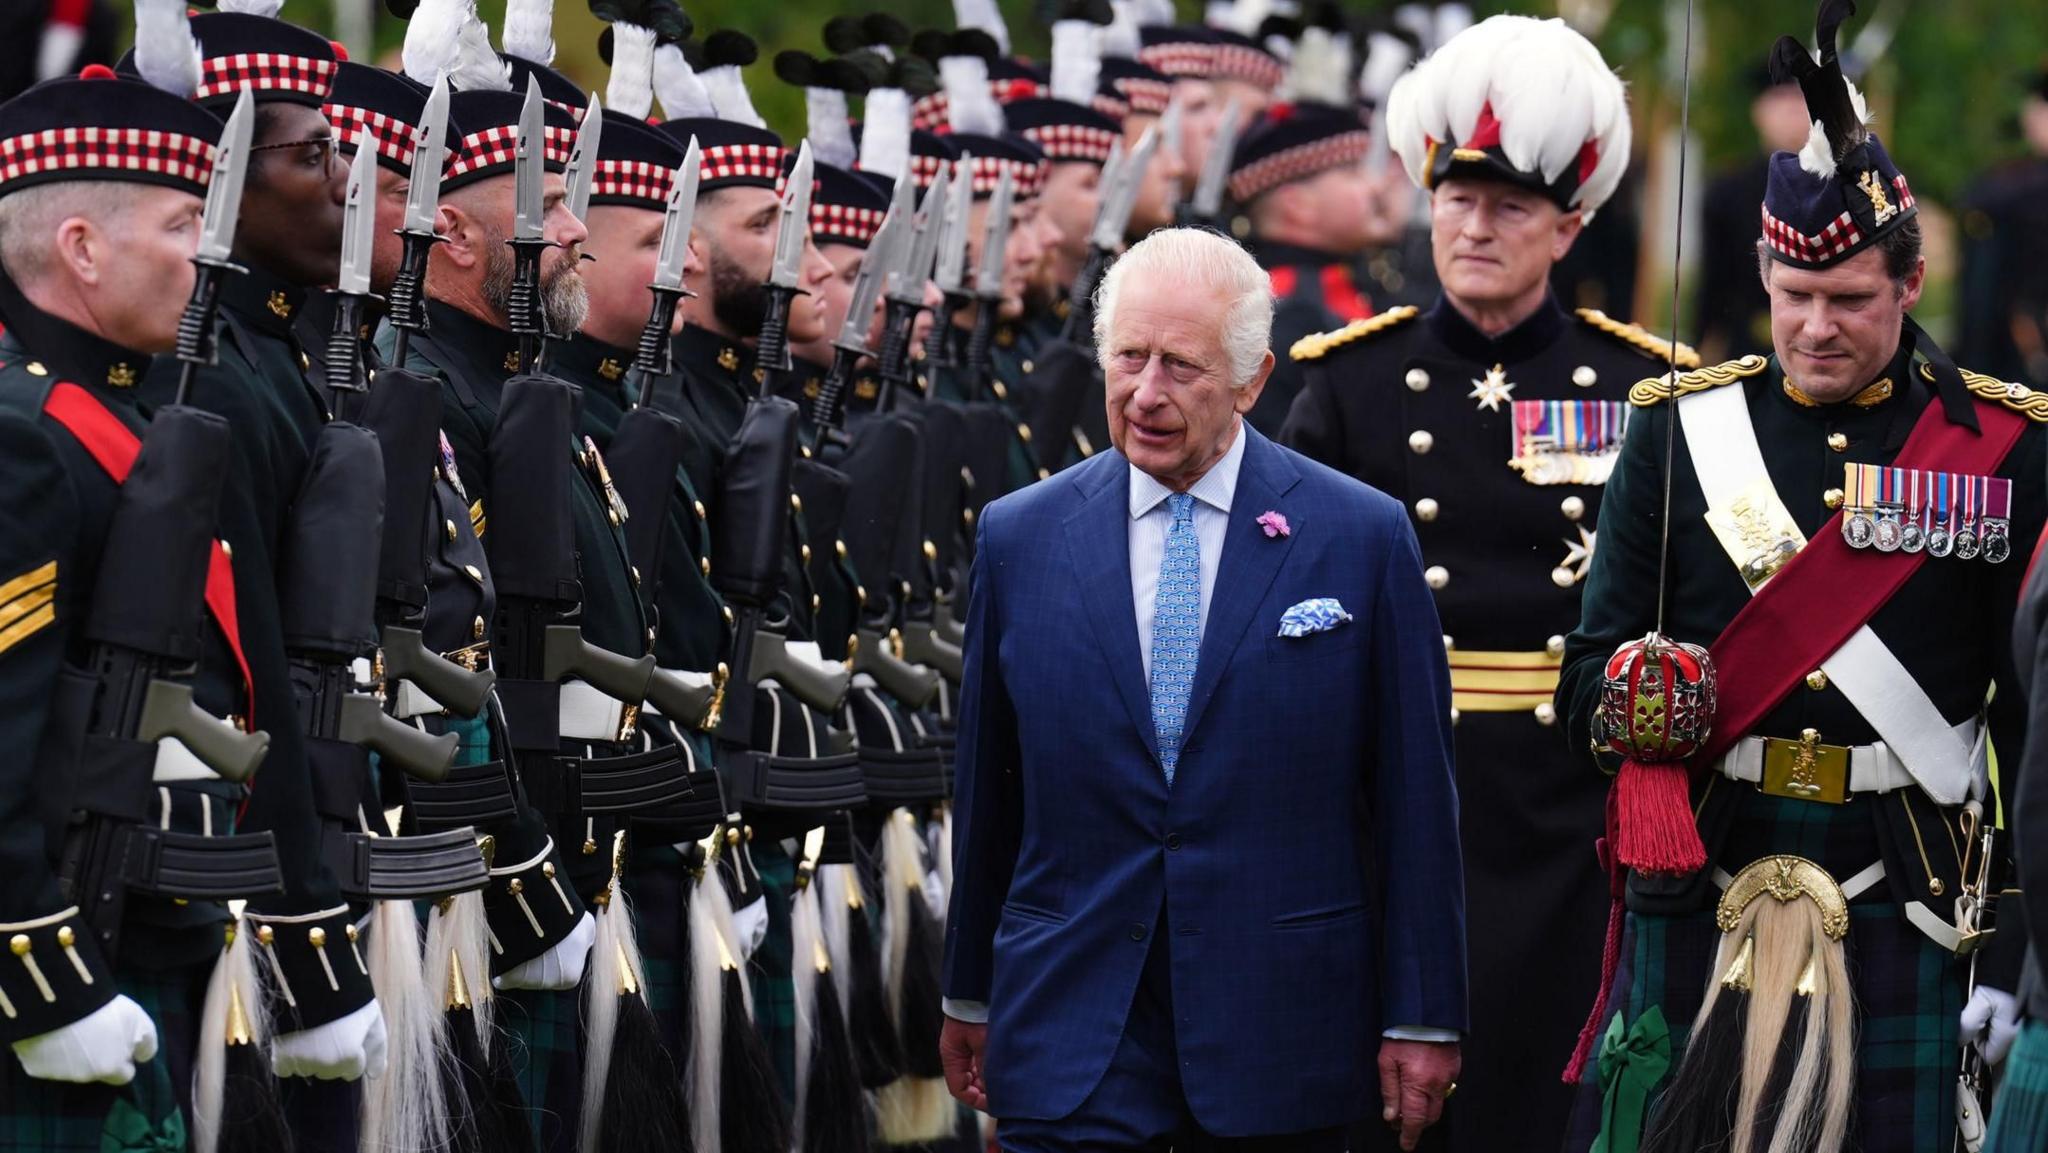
[941,227,1467,1152]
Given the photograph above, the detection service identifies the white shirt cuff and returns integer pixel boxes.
[1383,1025,1461,1043]
[942,997,990,1024]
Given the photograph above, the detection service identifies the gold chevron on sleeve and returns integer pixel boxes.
[0,560,57,656]
[469,500,486,539]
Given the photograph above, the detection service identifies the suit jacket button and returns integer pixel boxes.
[1130,923,1147,941]
[1165,834,1182,851]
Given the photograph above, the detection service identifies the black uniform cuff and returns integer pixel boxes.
[482,837,586,976]
[245,905,374,1034]
[0,908,117,1044]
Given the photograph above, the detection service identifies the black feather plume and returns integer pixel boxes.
[862,12,910,47]
[442,1009,536,1153]
[703,30,759,69]
[1774,0,1866,168]
[775,49,823,89]
[719,969,793,1153]
[597,994,695,1153]
[950,29,1002,62]
[1257,15,1303,42]
[909,29,952,64]
[845,884,904,1088]
[890,56,940,98]
[1055,0,1115,26]
[382,0,418,18]
[218,1040,294,1153]
[823,16,869,56]
[827,52,890,93]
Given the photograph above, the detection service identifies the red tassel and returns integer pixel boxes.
[1562,835,1625,1085]
[1614,759,1706,875]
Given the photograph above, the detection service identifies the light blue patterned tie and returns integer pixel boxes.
[1150,492,1201,784]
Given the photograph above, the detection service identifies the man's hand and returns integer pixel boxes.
[11,995,158,1084]
[939,1016,989,1111]
[1378,1038,1460,1151]
[1962,985,2022,1065]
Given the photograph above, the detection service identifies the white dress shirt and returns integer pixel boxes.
[946,422,1456,1043]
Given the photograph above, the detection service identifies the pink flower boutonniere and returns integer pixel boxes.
[1257,510,1291,539]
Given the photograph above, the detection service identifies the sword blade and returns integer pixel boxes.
[336,129,376,297]
[197,88,254,263]
[402,76,450,236]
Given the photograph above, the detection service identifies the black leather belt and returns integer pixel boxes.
[723,751,867,812]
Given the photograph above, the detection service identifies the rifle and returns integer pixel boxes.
[1060,125,1158,345]
[919,157,975,371]
[874,166,948,402]
[753,140,817,396]
[959,168,1014,400]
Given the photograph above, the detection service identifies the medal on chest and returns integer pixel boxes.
[1841,463,2009,564]
[1507,398,1630,486]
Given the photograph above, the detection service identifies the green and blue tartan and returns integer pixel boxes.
[748,841,799,1106]
[1566,793,1968,1153]
[0,956,209,1151]
[1986,1020,2048,1152]
[497,983,584,1153]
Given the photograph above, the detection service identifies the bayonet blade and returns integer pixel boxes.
[874,171,917,301]
[512,75,546,242]
[650,139,701,294]
[1190,97,1243,219]
[562,91,602,222]
[768,139,814,290]
[887,165,946,304]
[833,203,898,353]
[1158,91,1184,161]
[336,128,376,296]
[197,88,254,263]
[972,167,1012,302]
[402,76,450,236]
[1083,138,1125,251]
[931,156,973,296]
[1091,124,1155,252]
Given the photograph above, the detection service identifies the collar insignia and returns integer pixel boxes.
[597,357,624,382]
[106,362,136,389]
[718,347,739,372]
[267,291,293,320]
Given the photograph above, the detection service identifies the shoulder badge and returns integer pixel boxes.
[1577,308,1702,370]
[1628,355,1769,407]
[1924,364,2048,423]
[1289,305,1420,363]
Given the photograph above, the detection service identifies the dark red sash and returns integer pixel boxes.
[1696,398,2028,766]
[42,382,255,716]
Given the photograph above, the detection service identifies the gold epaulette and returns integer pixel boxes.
[1288,305,1419,363]
[1924,364,2048,423]
[1627,355,1769,407]
[1576,308,1702,370]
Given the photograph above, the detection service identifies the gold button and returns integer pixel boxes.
[256,925,275,946]
[9,934,29,956]
[56,926,75,948]
[542,861,556,878]
[1930,878,1945,896]
[25,361,47,376]
[1534,702,1557,726]
[220,541,233,558]
[1021,359,1034,374]
[583,838,598,855]
[1551,566,1578,588]
[993,381,1009,401]
[835,540,848,560]
[630,565,641,583]
[1827,432,1848,452]
[752,367,766,385]
[1408,430,1434,455]
[1414,498,1439,522]
[1561,495,1586,521]
[726,827,741,846]
[1547,634,1566,657]
[507,878,524,895]
[1806,669,1829,691]
[445,519,458,542]
[1405,368,1429,392]
[299,353,311,371]
[345,923,359,942]
[693,500,707,521]
[608,509,621,526]
[1572,366,1598,388]
[1449,707,1460,726]
[473,616,486,640]
[464,564,483,581]
[1424,565,1449,590]
[308,927,327,947]
[701,557,712,576]
[790,494,804,514]
[1823,487,1844,510]
[812,594,821,615]
[801,545,812,564]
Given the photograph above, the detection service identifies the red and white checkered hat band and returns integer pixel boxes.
[591,158,673,205]
[969,155,1045,198]
[1227,130,1370,203]
[699,142,786,186]
[1022,123,1119,164]
[910,93,948,133]
[0,127,214,192]
[324,103,418,170]
[1093,93,1131,121]
[1211,45,1282,90]
[445,123,574,181]
[196,53,336,102]
[1761,174,1915,265]
[1116,78,1172,116]
[1138,43,1214,78]
[909,153,947,188]
[547,98,585,124]
[812,202,886,245]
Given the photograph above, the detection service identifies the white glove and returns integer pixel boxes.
[493,912,594,991]
[1961,986,2021,1065]
[11,995,158,1084]
[271,1001,388,1081]
[731,894,770,962]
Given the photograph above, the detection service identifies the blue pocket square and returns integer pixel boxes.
[1278,598,1352,638]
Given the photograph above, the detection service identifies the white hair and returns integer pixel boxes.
[1092,227,1273,389]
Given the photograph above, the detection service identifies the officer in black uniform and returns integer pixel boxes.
[0,38,382,1149]
[1280,15,1674,1153]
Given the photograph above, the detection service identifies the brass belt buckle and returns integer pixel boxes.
[1760,728,1849,804]
[442,641,490,672]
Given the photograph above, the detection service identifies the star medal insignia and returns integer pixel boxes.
[1552,525,1596,588]
[1469,363,1515,412]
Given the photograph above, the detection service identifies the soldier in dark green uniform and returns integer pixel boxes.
[1558,7,2041,1150]
[1280,16,1659,1153]
[0,38,382,1153]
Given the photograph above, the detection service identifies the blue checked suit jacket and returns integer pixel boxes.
[943,425,1468,1135]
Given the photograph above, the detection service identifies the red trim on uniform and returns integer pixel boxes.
[1267,266,1296,299]
[1320,264,1369,323]
[41,381,254,718]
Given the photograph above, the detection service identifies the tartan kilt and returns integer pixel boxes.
[1564,795,1968,1153]
[497,983,586,1153]
[626,841,696,1062]
[0,955,210,1151]
[1986,1019,2048,1152]
[747,840,799,1106]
